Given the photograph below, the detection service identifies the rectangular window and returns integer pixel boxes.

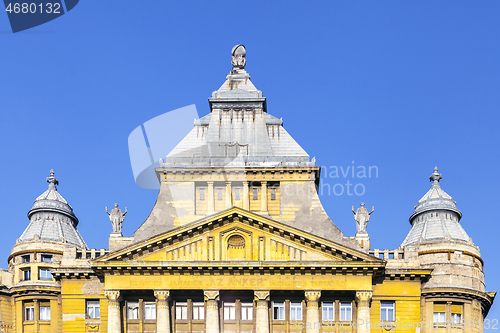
[21,255,30,263]
[241,302,253,321]
[451,304,463,325]
[340,302,352,321]
[40,306,51,320]
[22,269,31,281]
[235,188,241,201]
[192,302,204,320]
[273,301,285,320]
[176,302,188,320]
[127,301,139,320]
[433,303,446,324]
[380,301,395,321]
[253,188,258,200]
[217,188,223,201]
[144,302,156,320]
[25,305,34,321]
[271,187,276,200]
[224,302,236,320]
[39,268,52,280]
[199,188,205,201]
[41,254,53,262]
[86,301,100,319]
[322,302,335,321]
[290,302,302,320]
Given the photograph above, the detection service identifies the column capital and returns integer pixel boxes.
[204,290,220,301]
[207,181,214,185]
[104,290,122,302]
[254,290,270,301]
[355,291,373,306]
[261,181,267,185]
[154,290,170,301]
[305,290,321,303]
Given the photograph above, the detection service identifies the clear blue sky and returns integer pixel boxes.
[1,0,499,324]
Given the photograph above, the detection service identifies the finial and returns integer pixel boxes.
[231,44,246,73]
[46,169,59,190]
[429,166,442,184]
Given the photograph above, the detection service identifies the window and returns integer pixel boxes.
[176,302,188,320]
[21,255,30,263]
[322,302,335,321]
[380,301,395,321]
[86,301,100,319]
[241,302,253,321]
[22,269,31,281]
[235,188,241,200]
[253,188,258,200]
[199,188,205,201]
[224,302,236,320]
[271,187,276,200]
[217,188,223,201]
[433,303,446,324]
[144,302,156,320]
[340,302,352,321]
[127,301,139,320]
[273,301,285,320]
[25,305,34,321]
[193,302,204,320]
[39,268,52,280]
[40,306,51,320]
[451,304,463,325]
[290,302,302,320]
[41,254,53,262]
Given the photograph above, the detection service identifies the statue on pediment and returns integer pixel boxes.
[352,203,374,233]
[106,203,127,234]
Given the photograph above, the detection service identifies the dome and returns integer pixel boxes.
[401,167,470,247]
[19,170,87,248]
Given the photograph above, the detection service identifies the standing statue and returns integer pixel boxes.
[352,203,374,233]
[231,44,246,72]
[105,203,127,234]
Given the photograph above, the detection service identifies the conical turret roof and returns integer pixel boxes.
[19,170,87,248]
[401,167,470,247]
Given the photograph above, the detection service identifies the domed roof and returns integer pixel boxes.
[401,167,470,248]
[19,170,87,249]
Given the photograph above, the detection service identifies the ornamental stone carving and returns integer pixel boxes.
[254,290,270,301]
[203,290,220,301]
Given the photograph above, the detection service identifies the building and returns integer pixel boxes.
[0,45,495,333]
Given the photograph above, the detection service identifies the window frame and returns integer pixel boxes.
[192,302,205,320]
[127,301,140,320]
[144,301,156,320]
[339,301,352,321]
[39,305,51,321]
[223,302,236,321]
[380,301,395,322]
[271,187,276,200]
[199,188,205,201]
[217,188,223,201]
[24,305,34,321]
[21,255,30,263]
[175,302,188,320]
[241,302,253,321]
[273,301,285,321]
[39,268,53,281]
[322,302,335,321]
[290,301,303,321]
[235,187,241,201]
[22,268,31,281]
[41,254,53,263]
[252,188,258,200]
[86,300,101,319]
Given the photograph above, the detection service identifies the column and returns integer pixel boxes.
[33,299,39,332]
[261,181,268,213]
[225,182,232,209]
[305,291,321,333]
[243,181,249,210]
[207,182,215,214]
[355,291,373,333]
[254,290,270,333]
[204,290,220,333]
[154,290,170,333]
[105,290,122,333]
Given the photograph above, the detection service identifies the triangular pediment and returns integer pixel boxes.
[93,208,383,270]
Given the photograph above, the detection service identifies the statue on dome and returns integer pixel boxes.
[352,203,374,233]
[106,203,127,234]
[231,44,246,73]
